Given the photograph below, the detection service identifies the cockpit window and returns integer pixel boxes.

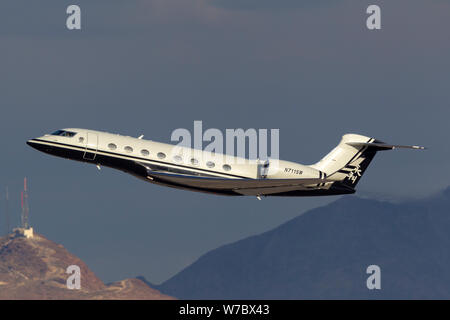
[51,130,77,137]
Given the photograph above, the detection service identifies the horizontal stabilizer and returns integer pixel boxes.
[346,142,426,150]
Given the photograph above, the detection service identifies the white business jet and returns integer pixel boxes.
[27,129,424,198]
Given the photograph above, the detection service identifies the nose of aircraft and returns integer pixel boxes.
[26,137,50,153]
[27,133,60,155]
[26,138,38,150]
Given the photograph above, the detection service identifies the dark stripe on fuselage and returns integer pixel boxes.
[29,138,249,179]
[27,139,353,197]
[27,139,244,196]
[270,186,355,197]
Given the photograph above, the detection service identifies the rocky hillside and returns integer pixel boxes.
[0,232,174,300]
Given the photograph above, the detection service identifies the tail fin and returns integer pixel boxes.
[310,133,425,190]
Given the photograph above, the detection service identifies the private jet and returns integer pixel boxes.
[27,129,424,198]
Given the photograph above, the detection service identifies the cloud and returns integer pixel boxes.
[0,0,227,37]
[143,0,226,22]
[209,0,341,11]
[1,0,449,285]
[0,0,338,38]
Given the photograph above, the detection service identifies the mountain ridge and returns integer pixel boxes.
[157,187,450,299]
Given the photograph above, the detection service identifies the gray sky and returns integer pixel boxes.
[0,0,449,284]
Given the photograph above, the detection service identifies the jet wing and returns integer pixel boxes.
[146,170,329,194]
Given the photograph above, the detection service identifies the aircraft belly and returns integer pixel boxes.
[234,183,332,196]
[234,185,311,196]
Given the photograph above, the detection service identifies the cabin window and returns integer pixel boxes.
[124,146,133,153]
[157,152,166,159]
[173,155,183,163]
[51,130,77,137]
[108,143,117,150]
[223,164,231,171]
[141,149,150,156]
[79,137,85,143]
[206,161,215,168]
[190,158,199,166]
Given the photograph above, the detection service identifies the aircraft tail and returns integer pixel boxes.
[310,133,425,190]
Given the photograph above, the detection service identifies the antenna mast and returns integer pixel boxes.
[21,178,29,229]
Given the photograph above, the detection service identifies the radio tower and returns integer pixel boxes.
[21,178,30,229]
